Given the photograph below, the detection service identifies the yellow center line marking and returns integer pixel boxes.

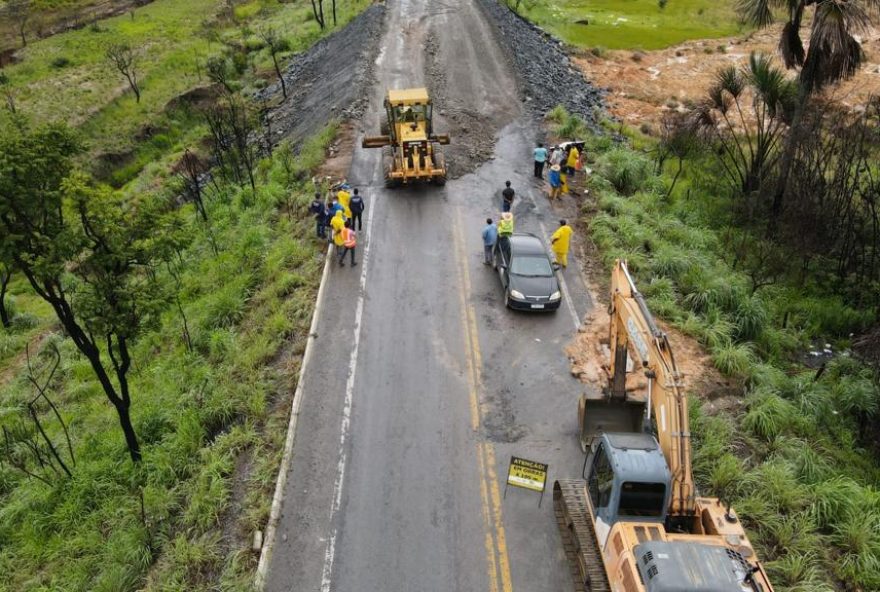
[453,208,514,592]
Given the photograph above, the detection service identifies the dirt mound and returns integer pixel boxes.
[566,309,740,414]
[477,0,604,122]
[574,25,880,131]
[256,3,386,148]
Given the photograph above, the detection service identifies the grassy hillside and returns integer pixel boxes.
[0,125,337,592]
[551,108,880,591]
[0,1,369,590]
[514,0,743,50]
[0,0,368,180]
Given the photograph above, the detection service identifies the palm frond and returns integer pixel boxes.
[738,0,775,27]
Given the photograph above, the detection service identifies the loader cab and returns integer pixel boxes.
[585,433,671,547]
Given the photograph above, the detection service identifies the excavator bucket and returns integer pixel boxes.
[578,393,645,452]
[362,135,393,149]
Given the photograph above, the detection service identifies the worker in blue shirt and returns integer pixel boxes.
[482,218,498,265]
[533,142,548,179]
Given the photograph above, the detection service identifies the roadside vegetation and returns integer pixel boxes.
[506,0,743,50]
[549,73,880,592]
[543,3,880,588]
[0,1,364,590]
[0,0,368,182]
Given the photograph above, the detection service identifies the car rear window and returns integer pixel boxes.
[511,256,553,277]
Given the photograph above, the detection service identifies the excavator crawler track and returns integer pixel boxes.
[554,480,611,592]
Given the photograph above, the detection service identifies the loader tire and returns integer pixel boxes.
[432,143,447,186]
[380,118,390,137]
[382,145,397,188]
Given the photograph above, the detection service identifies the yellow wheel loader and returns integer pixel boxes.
[555,260,775,592]
[362,88,450,187]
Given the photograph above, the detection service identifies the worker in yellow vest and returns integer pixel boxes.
[495,211,514,264]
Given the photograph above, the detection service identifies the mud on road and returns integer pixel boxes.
[259,0,604,176]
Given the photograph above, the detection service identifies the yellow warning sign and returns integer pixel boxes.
[506,456,548,493]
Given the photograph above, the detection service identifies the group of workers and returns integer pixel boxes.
[533,142,583,199]
[309,182,366,267]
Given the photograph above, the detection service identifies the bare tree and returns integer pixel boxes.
[0,262,12,328]
[205,56,236,94]
[311,0,326,29]
[260,28,291,98]
[177,149,209,222]
[6,0,32,48]
[106,43,141,103]
[205,96,259,192]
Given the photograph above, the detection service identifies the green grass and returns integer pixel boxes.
[516,0,744,50]
[571,106,880,590]
[0,114,337,590]
[0,0,368,163]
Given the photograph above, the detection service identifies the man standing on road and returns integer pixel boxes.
[338,219,357,267]
[331,210,346,253]
[548,164,562,200]
[551,219,573,269]
[550,145,564,168]
[310,192,327,239]
[533,142,548,179]
[350,188,365,231]
[495,211,514,263]
[482,217,497,265]
[337,184,352,219]
[501,180,515,212]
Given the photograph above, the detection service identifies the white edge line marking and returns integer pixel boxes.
[319,185,375,592]
[537,219,581,331]
[255,235,335,589]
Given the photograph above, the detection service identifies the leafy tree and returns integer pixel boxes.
[260,28,291,98]
[106,42,141,103]
[0,123,187,463]
[738,0,879,212]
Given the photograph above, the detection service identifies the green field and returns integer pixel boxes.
[517,0,744,50]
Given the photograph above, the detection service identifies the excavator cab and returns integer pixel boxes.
[584,433,671,547]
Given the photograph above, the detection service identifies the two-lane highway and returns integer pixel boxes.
[261,1,594,590]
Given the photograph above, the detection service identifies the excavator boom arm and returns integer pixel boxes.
[608,260,695,517]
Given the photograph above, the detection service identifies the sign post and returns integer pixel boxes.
[504,456,549,507]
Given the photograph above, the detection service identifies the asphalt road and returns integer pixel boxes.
[262,1,595,590]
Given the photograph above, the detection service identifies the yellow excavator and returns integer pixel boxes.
[555,260,774,592]
[362,88,450,187]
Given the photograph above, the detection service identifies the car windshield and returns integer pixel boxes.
[510,255,553,277]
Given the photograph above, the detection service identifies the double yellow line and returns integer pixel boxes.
[452,209,513,592]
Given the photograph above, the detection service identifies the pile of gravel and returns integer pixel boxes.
[476,0,604,123]
[255,3,386,146]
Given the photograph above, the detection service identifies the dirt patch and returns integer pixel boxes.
[315,120,357,181]
[574,24,880,131]
[423,32,498,178]
[164,84,223,112]
[565,309,741,414]
[257,3,386,148]
[477,0,604,122]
